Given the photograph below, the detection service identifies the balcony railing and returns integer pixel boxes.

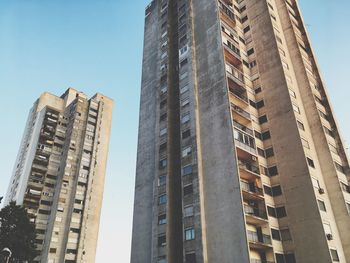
[230,90,248,103]
[238,160,260,175]
[240,181,263,196]
[247,230,272,245]
[244,205,267,220]
[231,104,251,120]
[233,120,253,136]
[226,63,245,85]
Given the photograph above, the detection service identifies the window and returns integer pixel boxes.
[181,84,189,94]
[259,115,268,124]
[182,129,191,139]
[185,228,195,240]
[159,194,167,205]
[271,228,281,241]
[265,147,274,158]
[159,159,167,169]
[302,138,310,149]
[276,207,287,218]
[256,100,265,109]
[182,146,192,157]
[318,200,327,212]
[335,162,345,174]
[297,120,305,130]
[272,185,282,196]
[330,249,339,262]
[311,177,320,189]
[255,87,262,94]
[346,203,350,214]
[267,206,276,217]
[159,142,167,152]
[243,26,250,33]
[158,258,166,263]
[280,228,292,241]
[49,248,57,253]
[264,185,273,196]
[158,235,166,247]
[292,104,300,114]
[182,98,190,107]
[183,165,193,176]
[184,206,194,217]
[158,214,167,225]
[160,128,167,136]
[247,48,255,56]
[184,184,193,196]
[276,253,284,263]
[323,223,332,236]
[185,253,196,263]
[268,166,278,177]
[262,130,271,140]
[158,175,166,186]
[285,254,296,263]
[182,113,190,124]
[307,157,315,168]
[289,89,296,98]
[257,147,265,157]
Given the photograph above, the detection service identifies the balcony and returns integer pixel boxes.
[224,43,242,66]
[241,181,264,201]
[229,81,248,108]
[233,120,253,136]
[244,205,268,225]
[247,231,272,250]
[231,104,251,125]
[234,129,256,156]
[226,63,245,86]
[218,0,236,28]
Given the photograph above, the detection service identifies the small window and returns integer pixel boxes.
[183,165,193,176]
[311,177,320,189]
[323,223,332,235]
[302,138,310,149]
[255,87,262,94]
[159,159,167,169]
[307,157,315,168]
[158,175,166,186]
[272,185,282,196]
[271,228,281,241]
[265,147,274,158]
[268,166,278,177]
[182,129,191,139]
[243,26,250,33]
[182,113,190,124]
[182,146,192,157]
[247,48,255,56]
[158,214,167,225]
[297,120,305,130]
[180,84,189,94]
[318,200,327,212]
[262,130,271,140]
[264,185,272,196]
[159,194,167,205]
[256,100,265,109]
[49,248,57,253]
[257,147,265,157]
[292,104,300,114]
[183,184,193,196]
[330,249,339,262]
[289,89,296,98]
[276,206,287,218]
[184,206,194,217]
[259,115,268,124]
[280,228,292,241]
[181,98,190,107]
[185,228,195,241]
[275,253,284,263]
[267,206,276,217]
[158,235,166,247]
[285,254,296,263]
[160,128,167,136]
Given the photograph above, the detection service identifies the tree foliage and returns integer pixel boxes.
[0,202,37,262]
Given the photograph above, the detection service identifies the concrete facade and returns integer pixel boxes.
[132,0,350,262]
[4,88,113,263]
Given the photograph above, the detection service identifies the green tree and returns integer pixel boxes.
[0,202,37,262]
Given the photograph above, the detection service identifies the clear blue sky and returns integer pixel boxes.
[0,0,349,262]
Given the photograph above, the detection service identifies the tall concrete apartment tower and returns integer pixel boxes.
[131,0,350,262]
[4,88,113,263]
